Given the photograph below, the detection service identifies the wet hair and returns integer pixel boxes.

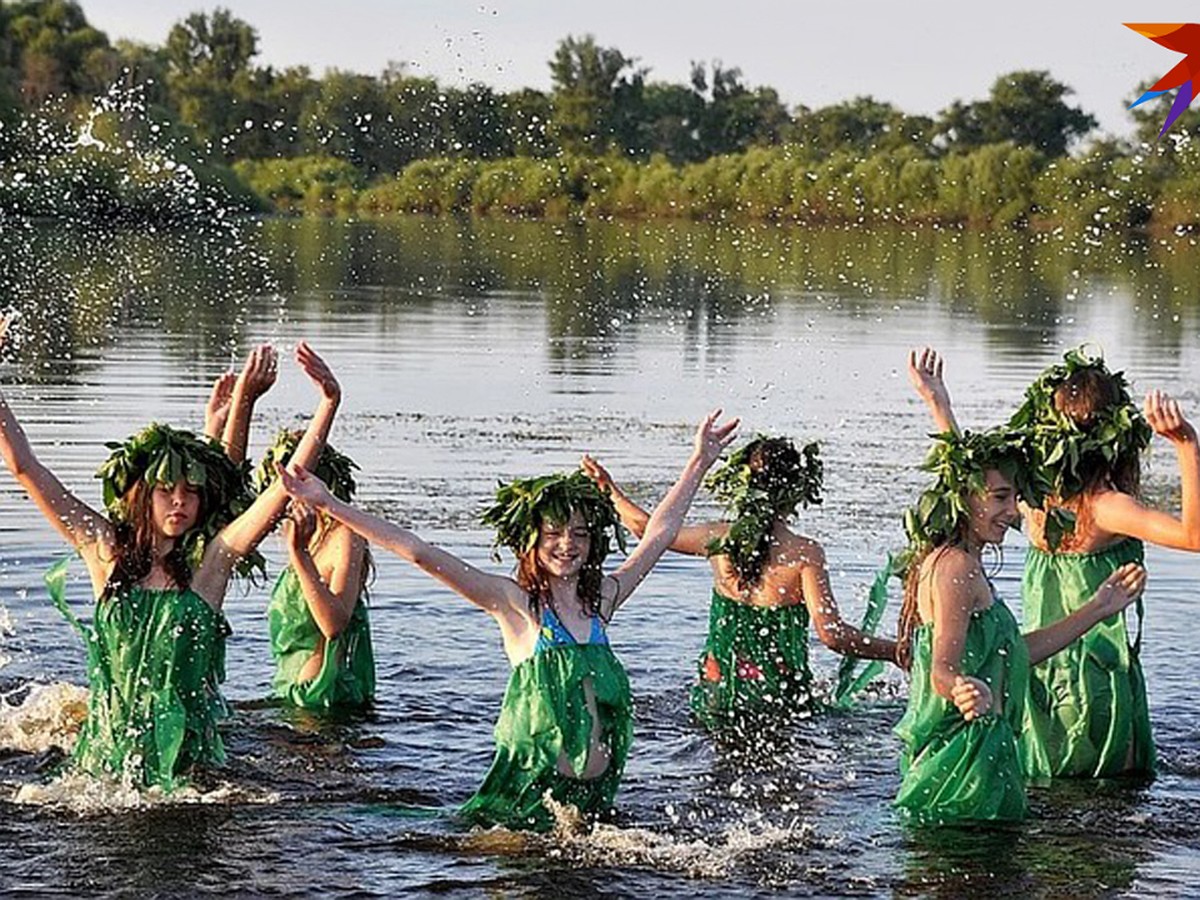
[1053,368,1141,497]
[103,480,196,598]
[706,436,823,591]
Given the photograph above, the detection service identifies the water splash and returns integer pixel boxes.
[0,681,88,754]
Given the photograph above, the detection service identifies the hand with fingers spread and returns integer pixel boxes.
[1145,389,1197,446]
[1090,562,1147,618]
[692,408,741,468]
[907,347,959,435]
[580,454,614,493]
[296,341,340,402]
[951,675,993,722]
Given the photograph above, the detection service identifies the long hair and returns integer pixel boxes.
[1053,368,1141,497]
[102,481,194,599]
[515,510,606,620]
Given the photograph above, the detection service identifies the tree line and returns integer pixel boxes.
[3,0,1199,230]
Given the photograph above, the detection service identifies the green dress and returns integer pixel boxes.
[460,609,634,832]
[46,561,229,791]
[1020,539,1153,779]
[894,598,1030,825]
[690,589,816,729]
[267,566,375,710]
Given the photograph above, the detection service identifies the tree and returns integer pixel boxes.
[547,34,644,154]
[164,8,259,154]
[936,71,1096,157]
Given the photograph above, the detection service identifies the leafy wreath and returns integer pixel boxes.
[97,422,263,578]
[253,428,360,503]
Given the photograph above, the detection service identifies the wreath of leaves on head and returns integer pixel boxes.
[898,427,1048,573]
[481,470,627,564]
[702,435,823,586]
[253,428,360,504]
[1007,346,1151,548]
[96,422,264,579]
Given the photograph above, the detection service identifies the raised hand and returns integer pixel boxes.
[0,313,14,353]
[693,408,740,468]
[203,371,236,440]
[1145,389,1197,445]
[1091,562,1147,618]
[951,675,993,722]
[908,347,950,406]
[296,341,340,402]
[276,461,335,510]
[239,344,279,400]
[580,454,614,492]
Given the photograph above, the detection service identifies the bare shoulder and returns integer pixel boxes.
[922,545,986,597]
[779,529,827,567]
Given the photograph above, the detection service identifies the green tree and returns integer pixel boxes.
[936,70,1095,157]
[548,34,644,154]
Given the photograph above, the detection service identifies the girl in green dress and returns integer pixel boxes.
[273,410,738,831]
[255,434,374,710]
[894,428,1146,825]
[909,347,1200,779]
[583,436,898,730]
[0,341,343,790]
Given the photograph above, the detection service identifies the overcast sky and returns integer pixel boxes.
[78,1,1200,137]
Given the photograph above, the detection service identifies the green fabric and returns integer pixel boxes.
[833,557,892,709]
[45,559,229,790]
[1020,538,1154,779]
[690,589,816,729]
[460,642,633,832]
[894,598,1030,825]
[267,566,375,710]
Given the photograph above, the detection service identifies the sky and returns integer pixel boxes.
[78,1,1200,138]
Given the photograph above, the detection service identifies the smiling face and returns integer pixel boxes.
[965,469,1019,547]
[150,481,201,538]
[535,508,592,581]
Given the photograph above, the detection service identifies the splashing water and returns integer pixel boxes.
[0,681,88,755]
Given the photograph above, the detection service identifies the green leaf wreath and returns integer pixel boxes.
[253,428,360,503]
[97,422,263,578]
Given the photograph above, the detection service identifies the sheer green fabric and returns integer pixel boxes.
[46,560,229,790]
[690,589,815,729]
[1020,539,1153,779]
[894,599,1029,825]
[267,566,375,710]
[460,642,633,832]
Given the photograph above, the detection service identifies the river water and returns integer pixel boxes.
[1,216,1199,897]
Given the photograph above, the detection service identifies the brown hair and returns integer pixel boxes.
[1053,368,1141,497]
[515,511,606,620]
[103,481,194,599]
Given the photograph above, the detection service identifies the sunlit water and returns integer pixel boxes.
[1,215,1199,897]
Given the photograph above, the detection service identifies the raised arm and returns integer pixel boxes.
[908,348,960,436]
[1022,563,1145,664]
[275,463,526,615]
[193,343,339,604]
[605,410,739,614]
[1092,391,1200,551]
[219,344,279,464]
[282,503,364,638]
[0,389,113,552]
[799,539,898,662]
[581,453,724,555]
[202,371,236,444]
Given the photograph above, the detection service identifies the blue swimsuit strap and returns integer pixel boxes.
[537,603,607,650]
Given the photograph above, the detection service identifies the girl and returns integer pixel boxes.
[894,428,1145,824]
[274,410,738,830]
[582,436,898,730]
[909,347,1199,779]
[255,434,374,710]
[0,342,341,789]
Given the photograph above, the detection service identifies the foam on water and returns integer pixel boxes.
[12,770,281,815]
[0,681,87,754]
